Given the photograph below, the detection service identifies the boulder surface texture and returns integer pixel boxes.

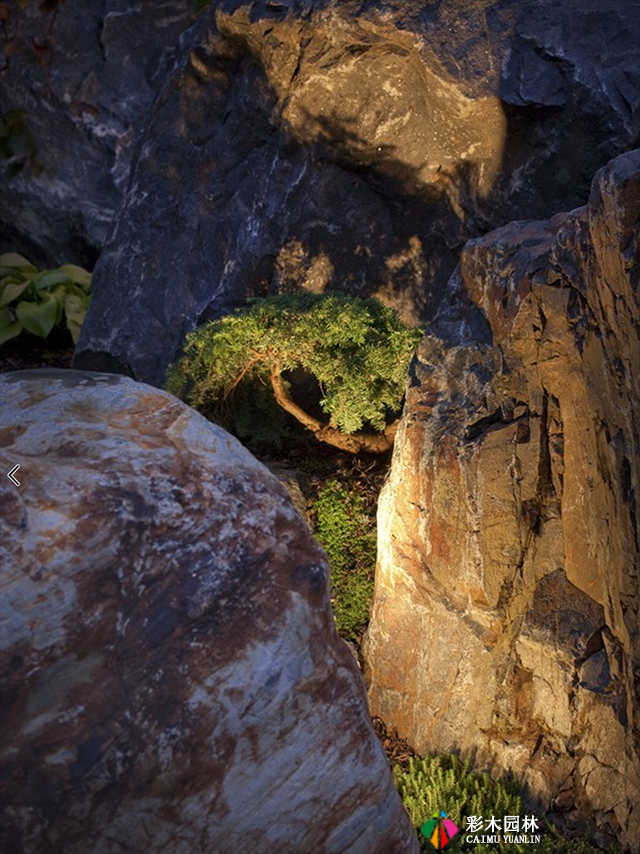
[365,149,640,851]
[0,0,196,267]
[0,371,419,854]
[72,0,640,385]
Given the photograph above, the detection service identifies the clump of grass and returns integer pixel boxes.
[394,753,615,853]
[395,754,522,853]
[312,479,376,639]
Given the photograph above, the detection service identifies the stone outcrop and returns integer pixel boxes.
[364,148,640,851]
[73,0,640,385]
[0,0,196,267]
[0,370,419,854]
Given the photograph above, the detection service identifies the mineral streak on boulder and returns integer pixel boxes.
[0,371,419,854]
[73,0,640,385]
[364,149,640,851]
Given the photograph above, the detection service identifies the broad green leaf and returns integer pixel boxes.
[0,272,24,285]
[0,252,32,267]
[51,282,68,302]
[59,263,91,288]
[16,292,57,338]
[34,270,70,290]
[0,279,30,307]
[0,307,22,345]
[64,292,88,325]
[0,265,37,278]
[66,317,82,344]
[51,284,68,325]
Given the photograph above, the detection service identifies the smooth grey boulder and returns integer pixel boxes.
[0,370,419,854]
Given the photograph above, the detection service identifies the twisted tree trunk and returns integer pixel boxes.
[269,365,397,454]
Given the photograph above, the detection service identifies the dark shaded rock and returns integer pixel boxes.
[73,0,640,385]
[0,370,419,854]
[580,650,611,696]
[0,0,197,267]
[364,149,640,851]
[522,569,605,660]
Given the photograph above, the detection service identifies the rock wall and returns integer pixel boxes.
[72,0,640,385]
[364,149,640,851]
[0,370,419,854]
[0,0,196,267]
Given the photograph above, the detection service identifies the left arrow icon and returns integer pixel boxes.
[7,464,20,486]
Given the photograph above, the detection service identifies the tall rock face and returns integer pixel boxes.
[0,0,196,267]
[0,371,419,854]
[73,0,640,385]
[364,149,640,851]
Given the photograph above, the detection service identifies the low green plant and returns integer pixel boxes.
[0,253,91,346]
[394,753,614,853]
[166,292,422,454]
[226,378,292,451]
[313,479,376,638]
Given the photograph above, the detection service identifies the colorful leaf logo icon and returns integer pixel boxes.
[420,810,460,849]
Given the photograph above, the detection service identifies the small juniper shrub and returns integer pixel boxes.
[165,292,422,454]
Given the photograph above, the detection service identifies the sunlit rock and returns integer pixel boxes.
[365,149,640,851]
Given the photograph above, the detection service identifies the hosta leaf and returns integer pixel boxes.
[64,292,88,325]
[59,263,91,288]
[16,292,57,338]
[0,306,22,345]
[66,317,82,344]
[51,282,68,303]
[0,279,30,307]
[34,270,70,290]
[0,252,32,267]
[0,264,37,278]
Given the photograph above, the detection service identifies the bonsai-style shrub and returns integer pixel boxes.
[0,253,91,346]
[166,293,422,454]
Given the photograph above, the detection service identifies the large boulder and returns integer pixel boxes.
[364,149,640,851]
[0,0,196,267]
[0,370,419,854]
[73,0,640,385]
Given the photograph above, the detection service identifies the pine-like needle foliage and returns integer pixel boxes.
[166,293,422,450]
[395,754,615,854]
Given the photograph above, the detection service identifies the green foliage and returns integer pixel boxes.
[313,480,376,638]
[0,253,91,346]
[395,754,614,854]
[225,378,292,450]
[396,754,522,853]
[167,292,422,437]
